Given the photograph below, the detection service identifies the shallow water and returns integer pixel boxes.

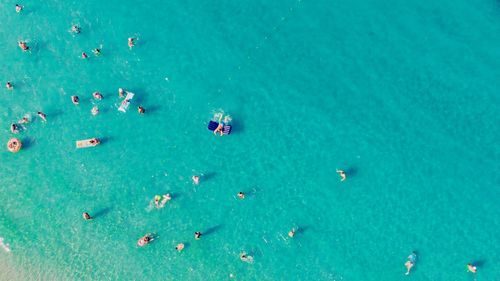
[0,0,499,280]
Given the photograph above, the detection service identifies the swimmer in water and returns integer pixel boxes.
[93,92,103,100]
[237,192,245,199]
[240,252,253,263]
[137,234,153,246]
[162,194,172,203]
[138,106,145,114]
[10,123,19,134]
[15,4,23,13]
[405,252,417,275]
[467,263,477,273]
[128,38,135,49]
[71,95,79,105]
[118,88,125,98]
[192,175,200,185]
[6,82,13,90]
[154,195,161,208]
[81,52,88,59]
[288,228,296,238]
[82,212,92,220]
[18,41,29,51]
[91,106,99,116]
[37,112,47,122]
[175,243,185,252]
[194,232,202,240]
[92,48,101,56]
[71,25,80,34]
[336,169,347,181]
[19,116,29,124]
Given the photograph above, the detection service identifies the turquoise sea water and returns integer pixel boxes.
[0,0,499,280]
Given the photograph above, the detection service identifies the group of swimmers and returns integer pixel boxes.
[68,88,146,116]
[9,112,47,134]
[10,4,482,278]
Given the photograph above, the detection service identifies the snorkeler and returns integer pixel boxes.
[15,4,23,13]
[10,123,19,134]
[18,41,29,51]
[81,52,88,59]
[93,92,103,100]
[237,192,245,199]
[175,243,185,252]
[92,48,101,56]
[137,106,145,114]
[71,95,79,105]
[405,252,417,275]
[6,82,13,90]
[192,175,200,185]
[82,212,92,220]
[194,232,202,240]
[37,112,47,122]
[128,38,135,49]
[336,169,347,181]
[71,25,81,34]
[467,263,477,273]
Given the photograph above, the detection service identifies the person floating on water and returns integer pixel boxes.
[467,263,477,274]
[137,234,153,247]
[192,175,200,185]
[175,243,185,252]
[128,38,135,49]
[237,192,245,199]
[137,106,145,114]
[118,88,125,98]
[81,52,88,59]
[336,169,347,181]
[82,212,92,220]
[18,41,29,51]
[15,4,23,13]
[37,112,47,122]
[19,116,29,124]
[240,252,253,263]
[405,252,417,275]
[10,123,19,134]
[194,231,202,240]
[288,228,296,238]
[71,95,79,105]
[6,82,13,90]
[71,25,81,34]
[92,48,101,56]
[93,92,103,100]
